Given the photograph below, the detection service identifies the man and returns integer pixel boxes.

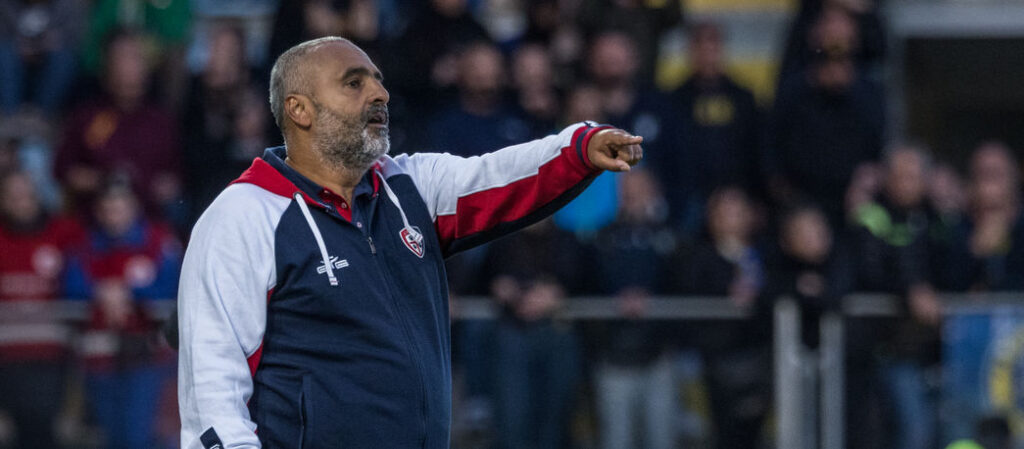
[672,23,761,210]
[55,28,183,224]
[766,49,884,226]
[0,171,83,449]
[845,144,941,449]
[426,41,532,157]
[177,36,642,449]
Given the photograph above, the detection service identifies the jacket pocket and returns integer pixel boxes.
[299,374,314,449]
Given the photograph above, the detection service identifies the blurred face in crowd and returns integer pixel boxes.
[0,173,42,226]
[432,0,466,17]
[885,147,929,208]
[564,85,604,124]
[690,23,724,80]
[458,43,505,98]
[304,0,346,37]
[618,169,664,224]
[707,187,753,242]
[95,188,140,237]
[512,44,554,91]
[105,34,150,108]
[970,142,1020,212]
[302,41,391,171]
[588,32,638,86]
[782,209,832,264]
[812,5,858,57]
[205,25,246,88]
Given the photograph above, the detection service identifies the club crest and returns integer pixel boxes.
[400,226,425,258]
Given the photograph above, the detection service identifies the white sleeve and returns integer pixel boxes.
[390,122,607,254]
[177,184,288,449]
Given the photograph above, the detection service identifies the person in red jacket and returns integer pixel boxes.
[54,28,183,226]
[63,182,181,449]
[0,170,84,449]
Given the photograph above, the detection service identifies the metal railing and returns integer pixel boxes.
[776,292,1024,449]
[7,293,1023,449]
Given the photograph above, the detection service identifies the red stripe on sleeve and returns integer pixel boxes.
[247,343,264,377]
[435,133,597,247]
[246,288,274,377]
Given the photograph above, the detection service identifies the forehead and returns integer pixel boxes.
[309,41,380,78]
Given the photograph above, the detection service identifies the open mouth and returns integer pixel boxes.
[366,109,388,127]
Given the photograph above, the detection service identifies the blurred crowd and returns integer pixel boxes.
[1,0,1022,448]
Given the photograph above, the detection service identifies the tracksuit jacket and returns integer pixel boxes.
[177,122,610,449]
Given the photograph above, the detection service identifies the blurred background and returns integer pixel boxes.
[2,0,1024,448]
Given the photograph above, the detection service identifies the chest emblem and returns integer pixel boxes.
[400,226,425,258]
[317,256,349,276]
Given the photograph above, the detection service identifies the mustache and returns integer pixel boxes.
[363,104,389,124]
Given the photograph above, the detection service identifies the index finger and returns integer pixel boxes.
[612,133,644,146]
[597,129,644,145]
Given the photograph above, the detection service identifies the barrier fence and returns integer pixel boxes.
[4,293,1022,449]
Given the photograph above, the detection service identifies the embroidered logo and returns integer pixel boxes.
[200,427,223,449]
[316,256,350,275]
[400,226,425,258]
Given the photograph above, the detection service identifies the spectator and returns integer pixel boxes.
[81,0,191,109]
[587,31,684,227]
[55,29,183,226]
[0,171,84,449]
[578,0,682,84]
[63,182,181,449]
[673,186,771,449]
[847,144,941,449]
[672,22,762,227]
[764,204,839,347]
[183,24,270,225]
[269,0,385,65]
[779,0,886,86]
[553,84,619,234]
[482,218,585,449]
[511,43,561,137]
[394,0,490,98]
[0,0,86,117]
[0,110,62,210]
[588,169,678,449]
[929,163,967,220]
[521,0,585,83]
[944,142,1024,291]
[766,49,885,225]
[427,41,532,157]
[926,162,966,290]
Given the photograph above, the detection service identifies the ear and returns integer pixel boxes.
[285,94,314,129]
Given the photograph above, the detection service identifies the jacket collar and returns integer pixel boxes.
[231,146,381,208]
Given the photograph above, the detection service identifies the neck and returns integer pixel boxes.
[284,142,365,203]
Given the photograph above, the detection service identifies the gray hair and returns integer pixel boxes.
[268,36,353,134]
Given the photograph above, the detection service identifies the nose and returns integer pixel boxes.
[371,77,390,104]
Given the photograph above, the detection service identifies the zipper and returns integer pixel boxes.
[362,200,429,447]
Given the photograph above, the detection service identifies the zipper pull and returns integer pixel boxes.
[367,236,377,255]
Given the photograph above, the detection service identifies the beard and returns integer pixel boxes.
[311,102,390,172]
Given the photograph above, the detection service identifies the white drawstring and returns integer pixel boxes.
[293,192,339,286]
[375,171,424,250]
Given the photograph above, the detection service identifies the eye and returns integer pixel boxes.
[346,78,362,89]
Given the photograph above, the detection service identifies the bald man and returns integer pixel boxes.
[177,37,643,449]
